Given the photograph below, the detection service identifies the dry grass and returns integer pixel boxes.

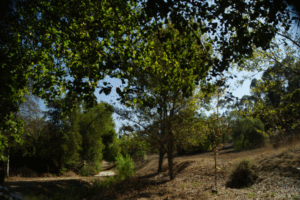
[89,141,300,200]
[61,170,79,177]
[11,166,39,178]
[5,140,300,199]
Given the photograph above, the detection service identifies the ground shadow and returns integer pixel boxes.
[140,172,159,179]
[90,175,170,200]
[174,161,195,176]
[5,179,92,199]
[174,143,237,158]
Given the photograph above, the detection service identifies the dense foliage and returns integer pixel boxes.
[10,101,117,175]
[232,117,267,151]
[1,0,299,182]
[118,132,148,162]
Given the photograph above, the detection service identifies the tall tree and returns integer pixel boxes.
[78,102,116,167]
[43,98,82,174]
[0,1,35,178]
[0,0,295,178]
[11,0,292,111]
[0,0,291,135]
[118,23,214,180]
[0,0,32,125]
[249,57,300,138]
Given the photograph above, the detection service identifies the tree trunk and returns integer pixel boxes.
[5,147,9,178]
[167,130,174,180]
[167,146,174,180]
[0,161,4,185]
[158,109,166,173]
[6,153,9,178]
[242,135,245,150]
[214,147,217,187]
[158,146,165,173]
[47,163,49,174]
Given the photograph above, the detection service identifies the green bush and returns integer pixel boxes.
[104,135,121,162]
[232,117,268,150]
[119,132,148,162]
[80,161,102,176]
[226,158,258,188]
[90,176,119,193]
[115,153,136,180]
[78,102,115,166]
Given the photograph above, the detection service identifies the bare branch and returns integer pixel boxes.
[277,32,300,49]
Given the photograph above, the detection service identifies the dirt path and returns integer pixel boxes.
[5,160,116,199]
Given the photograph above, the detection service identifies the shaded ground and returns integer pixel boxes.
[4,161,115,199]
[5,141,300,199]
[6,178,94,199]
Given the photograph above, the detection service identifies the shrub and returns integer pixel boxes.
[232,117,268,150]
[104,134,121,162]
[118,133,148,162]
[80,161,102,176]
[226,158,258,188]
[115,153,136,180]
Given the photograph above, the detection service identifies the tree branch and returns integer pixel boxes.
[277,32,300,49]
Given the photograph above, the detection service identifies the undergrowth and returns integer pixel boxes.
[23,154,137,200]
[226,158,259,188]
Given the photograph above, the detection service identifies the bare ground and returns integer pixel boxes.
[5,141,300,200]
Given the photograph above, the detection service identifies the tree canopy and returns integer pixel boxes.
[7,0,294,110]
[1,0,299,181]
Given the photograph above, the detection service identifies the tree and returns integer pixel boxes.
[252,58,300,139]
[118,23,214,180]
[0,0,291,142]
[0,0,295,179]
[114,87,169,173]
[17,0,143,110]
[0,0,31,126]
[78,102,116,173]
[0,0,32,169]
[237,54,300,143]
[0,114,24,178]
[43,99,82,175]
[7,78,44,177]
[11,0,292,111]
[232,117,266,150]
[118,132,148,162]
[0,0,292,116]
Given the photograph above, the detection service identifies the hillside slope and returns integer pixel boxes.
[91,142,300,200]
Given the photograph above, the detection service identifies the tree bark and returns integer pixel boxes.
[157,146,165,173]
[158,108,166,173]
[6,153,9,178]
[5,147,10,178]
[242,135,245,150]
[167,129,174,180]
[0,161,4,185]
